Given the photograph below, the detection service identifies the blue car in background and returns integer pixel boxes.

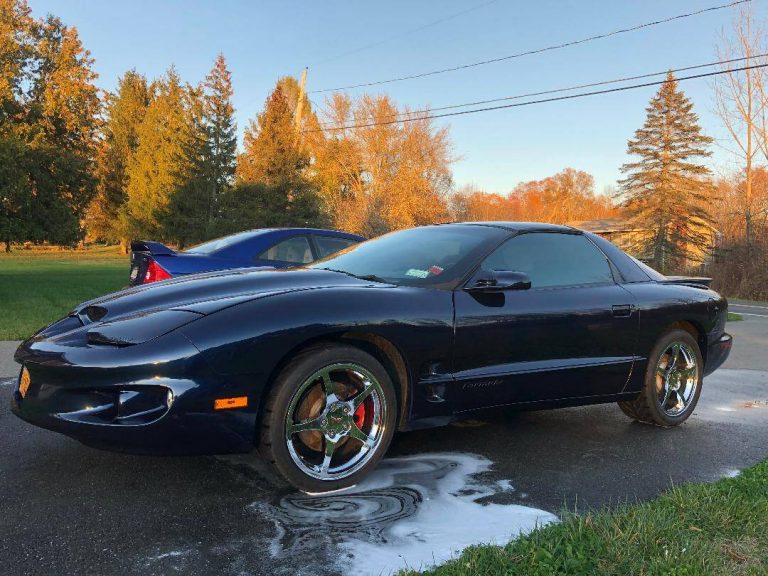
[129,228,365,285]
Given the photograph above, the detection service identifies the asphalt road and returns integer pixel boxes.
[1,312,767,575]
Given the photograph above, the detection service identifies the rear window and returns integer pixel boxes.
[629,256,667,281]
[185,231,265,255]
[584,232,654,283]
[315,235,359,258]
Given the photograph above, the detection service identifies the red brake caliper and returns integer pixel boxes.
[353,402,366,429]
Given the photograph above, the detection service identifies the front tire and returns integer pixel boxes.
[258,343,397,493]
[618,329,703,427]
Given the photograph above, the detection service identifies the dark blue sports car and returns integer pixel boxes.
[129,227,365,285]
[13,223,732,492]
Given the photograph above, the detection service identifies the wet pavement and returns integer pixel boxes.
[1,315,767,575]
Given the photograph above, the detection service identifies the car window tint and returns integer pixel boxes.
[482,232,614,288]
[314,235,358,258]
[258,236,313,264]
[308,225,509,287]
[185,230,266,254]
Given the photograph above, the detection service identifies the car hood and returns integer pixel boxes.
[75,267,375,324]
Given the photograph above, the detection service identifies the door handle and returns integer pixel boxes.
[612,304,633,317]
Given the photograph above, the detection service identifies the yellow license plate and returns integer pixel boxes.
[19,367,31,398]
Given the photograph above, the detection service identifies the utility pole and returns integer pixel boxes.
[295,67,308,145]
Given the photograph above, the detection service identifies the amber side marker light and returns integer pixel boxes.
[214,396,248,410]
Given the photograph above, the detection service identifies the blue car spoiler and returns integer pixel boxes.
[130,240,176,256]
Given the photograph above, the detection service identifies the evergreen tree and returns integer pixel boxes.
[215,180,323,237]
[202,53,236,220]
[120,68,187,240]
[236,84,307,185]
[231,81,323,229]
[618,73,715,271]
[163,55,237,247]
[87,70,149,248]
[164,83,211,247]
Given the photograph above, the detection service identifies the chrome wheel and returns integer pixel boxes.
[655,341,699,416]
[285,363,387,481]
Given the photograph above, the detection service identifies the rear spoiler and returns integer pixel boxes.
[130,240,176,256]
[660,276,713,288]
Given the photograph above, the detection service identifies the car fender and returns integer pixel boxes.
[178,285,455,422]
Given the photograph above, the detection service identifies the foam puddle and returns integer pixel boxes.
[253,453,557,575]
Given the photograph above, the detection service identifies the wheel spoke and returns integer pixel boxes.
[319,436,338,476]
[347,423,375,449]
[675,389,686,409]
[320,370,336,398]
[351,379,379,409]
[287,417,324,436]
[660,383,673,408]
[667,344,681,372]
[680,365,697,381]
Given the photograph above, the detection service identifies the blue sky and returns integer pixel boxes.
[31,0,762,194]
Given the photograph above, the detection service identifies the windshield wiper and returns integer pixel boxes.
[354,274,388,283]
[318,268,388,284]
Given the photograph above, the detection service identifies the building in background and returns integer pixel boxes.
[571,217,720,270]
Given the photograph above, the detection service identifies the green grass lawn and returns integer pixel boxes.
[0,246,127,340]
[728,312,744,322]
[405,460,768,576]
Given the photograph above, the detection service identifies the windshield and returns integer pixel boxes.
[307,225,509,287]
[185,230,268,255]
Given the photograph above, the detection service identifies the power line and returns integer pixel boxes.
[305,62,768,133]
[310,0,751,94]
[316,54,768,125]
[310,0,500,67]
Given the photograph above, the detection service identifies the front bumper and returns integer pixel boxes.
[704,332,732,377]
[11,333,258,455]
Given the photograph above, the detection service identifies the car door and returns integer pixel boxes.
[452,231,638,412]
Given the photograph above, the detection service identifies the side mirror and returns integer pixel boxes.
[466,270,531,292]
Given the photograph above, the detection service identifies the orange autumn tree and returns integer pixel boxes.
[310,94,453,236]
[452,169,618,223]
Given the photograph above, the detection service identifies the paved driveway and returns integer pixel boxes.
[1,313,766,575]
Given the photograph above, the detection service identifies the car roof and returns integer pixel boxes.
[183,227,365,259]
[232,227,364,238]
[450,221,577,233]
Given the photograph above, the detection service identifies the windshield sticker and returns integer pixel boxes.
[428,265,444,276]
[405,268,430,279]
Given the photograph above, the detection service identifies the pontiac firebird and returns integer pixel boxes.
[12,222,733,492]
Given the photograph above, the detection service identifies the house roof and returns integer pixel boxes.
[568,218,647,234]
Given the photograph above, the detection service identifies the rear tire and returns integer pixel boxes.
[258,343,397,493]
[618,329,703,427]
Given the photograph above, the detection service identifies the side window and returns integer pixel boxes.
[258,236,313,264]
[482,233,613,288]
[314,235,358,258]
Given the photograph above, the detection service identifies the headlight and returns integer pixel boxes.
[87,310,202,346]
